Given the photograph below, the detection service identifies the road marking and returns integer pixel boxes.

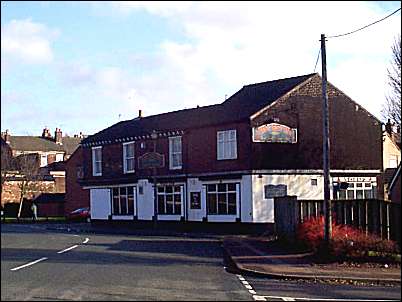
[252,295,267,301]
[10,257,48,271]
[242,280,250,285]
[57,245,78,254]
[262,296,398,301]
[83,238,89,244]
[249,290,257,295]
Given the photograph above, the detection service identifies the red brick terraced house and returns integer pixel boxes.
[77,73,382,226]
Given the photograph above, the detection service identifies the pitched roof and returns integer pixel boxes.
[8,136,81,155]
[9,136,65,152]
[82,73,316,145]
[61,137,82,155]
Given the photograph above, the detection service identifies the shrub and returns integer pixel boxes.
[296,215,399,261]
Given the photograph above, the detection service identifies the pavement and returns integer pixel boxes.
[222,236,401,284]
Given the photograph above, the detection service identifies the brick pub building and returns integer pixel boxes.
[72,73,382,226]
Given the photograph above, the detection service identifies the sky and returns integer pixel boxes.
[1,1,401,136]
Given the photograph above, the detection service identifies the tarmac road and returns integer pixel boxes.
[1,223,401,301]
[1,224,250,301]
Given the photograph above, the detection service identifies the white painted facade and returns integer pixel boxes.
[88,170,377,223]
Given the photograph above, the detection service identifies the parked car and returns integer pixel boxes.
[66,207,90,222]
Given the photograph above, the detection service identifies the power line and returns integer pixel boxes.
[313,48,321,73]
[327,7,401,39]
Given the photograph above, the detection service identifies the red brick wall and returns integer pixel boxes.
[82,121,251,183]
[251,74,382,170]
[1,180,56,206]
[65,147,90,214]
[186,122,251,173]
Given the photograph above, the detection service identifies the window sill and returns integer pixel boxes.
[123,170,135,174]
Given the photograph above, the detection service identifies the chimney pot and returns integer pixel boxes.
[54,128,63,145]
[138,110,142,118]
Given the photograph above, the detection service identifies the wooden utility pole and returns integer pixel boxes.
[321,34,332,243]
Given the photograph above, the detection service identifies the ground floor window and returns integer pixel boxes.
[112,186,134,215]
[333,181,377,200]
[206,183,237,215]
[157,184,182,215]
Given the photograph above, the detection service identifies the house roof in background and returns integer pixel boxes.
[82,73,316,145]
[7,136,81,155]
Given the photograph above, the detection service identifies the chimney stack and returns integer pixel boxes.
[138,109,143,118]
[385,119,393,135]
[54,128,63,145]
[1,129,11,144]
[42,127,52,139]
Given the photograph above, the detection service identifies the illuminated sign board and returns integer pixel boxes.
[253,123,297,143]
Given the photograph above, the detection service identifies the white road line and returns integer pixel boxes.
[10,257,48,271]
[253,295,267,301]
[262,296,398,302]
[249,289,257,295]
[245,284,253,290]
[57,245,78,254]
[83,238,89,244]
[242,280,250,285]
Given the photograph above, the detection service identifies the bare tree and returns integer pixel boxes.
[1,142,16,205]
[15,153,40,218]
[382,35,401,127]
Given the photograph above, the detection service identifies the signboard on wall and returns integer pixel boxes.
[253,123,297,143]
[264,184,287,199]
[138,152,165,169]
[190,192,201,209]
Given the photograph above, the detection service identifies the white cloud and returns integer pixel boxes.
[1,19,59,65]
[95,1,400,121]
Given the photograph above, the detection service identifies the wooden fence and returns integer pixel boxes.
[274,196,401,246]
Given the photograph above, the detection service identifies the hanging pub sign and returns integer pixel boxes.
[252,123,297,143]
[138,152,165,169]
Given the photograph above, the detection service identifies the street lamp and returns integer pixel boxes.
[151,130,158,229]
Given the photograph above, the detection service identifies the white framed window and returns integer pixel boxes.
[334,181,377,200]
[55,153,64,162]
[123,142,135,173]
[389,155,399,168]
[40,154,48,167]
[217,130,237,160]
[157,184,183,215]
[169,136,182,169]
[112,186,134,215]
[92,146,102,176]
[206,183,237,215]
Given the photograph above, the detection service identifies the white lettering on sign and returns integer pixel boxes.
[332,177,376,182]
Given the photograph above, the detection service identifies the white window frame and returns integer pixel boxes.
[157,184,183,215]
[92,146,102,176]
[217,129,237,160]
[206,183,238,215]
[169,136,182,170]
[123,142,135,173]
